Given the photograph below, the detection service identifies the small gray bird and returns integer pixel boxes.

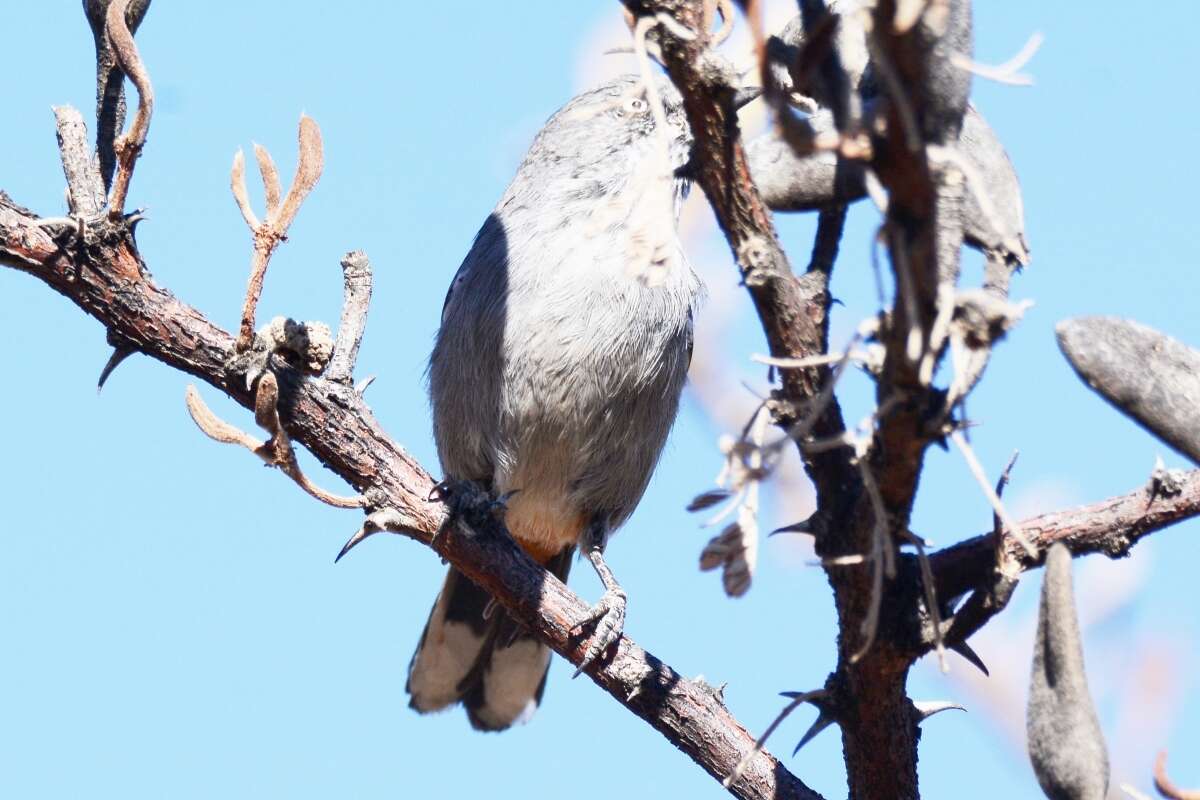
[409,74,701,731]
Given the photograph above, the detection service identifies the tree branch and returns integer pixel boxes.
[930,469,1200,601]
[0,154,822,800]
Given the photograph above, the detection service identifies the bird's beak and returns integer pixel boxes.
[733,86,763,109]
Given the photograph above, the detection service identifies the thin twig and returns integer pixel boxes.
[104,0,155,218]
[233,116,325,353]
[724,690,826,789]
[1155,751,1200,800]
[185,382,363,509]
[327,250,373,384]
[949,429,1034,556]
[53,106,105,216]
[950,31,1043,86]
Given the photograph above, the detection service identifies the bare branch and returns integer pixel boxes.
[1155,751,1200,800]
[103,0,155,218]
[53,106,105,216]
[326,250,374,384]
[233,116,326,353]
[931,469,1200,599]
[725,690,827,790]
[84,0,152,190]
[951,31,1043,86]
[186,379,364,509]
[0,189,824,800]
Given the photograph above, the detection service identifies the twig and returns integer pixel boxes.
[949,429,1034,556]
[930,469,1200,599]
[185,380,363,509]
[104,0,155,218]
[3,132,829,800]
[84,0,152,191]
[233,116,325,352]
[950,31,1043,86]
[53,106,105,217]
[724,690,826,789]
[1155,751,1200,800]
[850,457,888,663]
[327,251,373,384]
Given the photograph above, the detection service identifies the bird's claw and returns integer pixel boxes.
[428,478,509,548]
[572,586,627,678]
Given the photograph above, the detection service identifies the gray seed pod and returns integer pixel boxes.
[1026,543,1110,800]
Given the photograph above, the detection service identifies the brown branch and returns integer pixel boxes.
[53,106,106,217]
[327,250,373,385]
[1155,751,1200,800]
[930,469,1200,600]
[233,116,325,352]
[621,3,927,797]
[103,0,155,217]
[0,182,822,800]
[84,0,152,191]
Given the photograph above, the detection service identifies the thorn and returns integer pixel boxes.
[770,518,814,536]
[334,508,406,563]
[912,700,967,722]
[334,526,371,563]
[732,85,763,109]
[793,711,836,755]
[97,345,135,393]
[949,640,990,676]
[355,374,376,395]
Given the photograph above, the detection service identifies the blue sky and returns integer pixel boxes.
[2,2,1197,798]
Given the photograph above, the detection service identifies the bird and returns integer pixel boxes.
[339,72,755,731]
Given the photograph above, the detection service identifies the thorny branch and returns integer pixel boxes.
[2,2,1198,799]
[0,8,823,798]
[929,469,1200,601]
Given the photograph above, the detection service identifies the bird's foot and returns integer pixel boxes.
[429,478,512,546]
[571,584,627,678]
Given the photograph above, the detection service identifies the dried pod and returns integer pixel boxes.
[1026,543,1109,800]
[687,488,733,512]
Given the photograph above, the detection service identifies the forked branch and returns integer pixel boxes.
[103,0,154,217]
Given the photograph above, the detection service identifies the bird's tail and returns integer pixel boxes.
[406,547,573,731]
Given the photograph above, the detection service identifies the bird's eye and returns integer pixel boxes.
[622,97,648,115]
